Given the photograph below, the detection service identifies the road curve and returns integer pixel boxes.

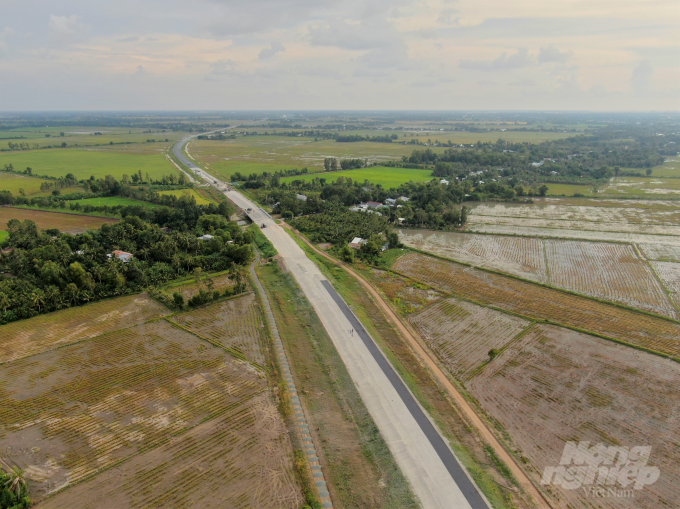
[172,139,490,509]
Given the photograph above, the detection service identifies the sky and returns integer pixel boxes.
[0,0,678,111]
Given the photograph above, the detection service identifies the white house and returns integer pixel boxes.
[296,194,307,201]
[349,237,366,248]
[198,234,214,241]
[440,179,449,185]
[385,198,396,206]
[399,196,410,202]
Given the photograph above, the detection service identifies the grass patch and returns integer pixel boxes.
[257,260,419,508]
[0,230,8,242]
[158,188,213,205]
[0,172,49,196]
[247,223,278,258]
[544,183,595,196]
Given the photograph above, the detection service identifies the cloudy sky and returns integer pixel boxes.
[0,0,678,111]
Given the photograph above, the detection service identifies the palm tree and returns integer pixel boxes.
[30,291,44,312]
[3,465,27,498]
[0,293,10,313]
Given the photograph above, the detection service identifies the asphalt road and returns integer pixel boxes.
[171,137,490,509]
[226,191,490,509]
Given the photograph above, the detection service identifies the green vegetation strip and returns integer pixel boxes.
[247,223,278,258]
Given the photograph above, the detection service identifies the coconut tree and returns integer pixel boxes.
[3,465,27,499]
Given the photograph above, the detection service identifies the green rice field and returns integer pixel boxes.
[69,197,160,208]
[280,166,434,189]
[0,148,180,181]
[0,230,8,242]
[0,126,182,150]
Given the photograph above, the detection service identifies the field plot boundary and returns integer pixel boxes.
[405,246,680,325]
[389,252,680,362]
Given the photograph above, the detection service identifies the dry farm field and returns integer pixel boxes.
[0,295,303,508]
[544,240,675,318]
[172,293,268,366]
[464,199,680,245]
[392,252,680,358]
[398,230,548,282]
[362,268,444,315]
[409,298,530,379]
[0,207,118,233]
[651,261,680,309]
[467,324,680,509]
[158,272,234,302]
[638,243,680,262]
[399,230,678,318]
[0,293,169,363]
[401,284,679,508]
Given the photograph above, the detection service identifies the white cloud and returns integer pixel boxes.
[437,9,460,26]
[538,46,571,64]
[631,59,653,95]
[48,14,89,41]
[0,28,16,55]
[259,42,286,60]
[460,48,534,70]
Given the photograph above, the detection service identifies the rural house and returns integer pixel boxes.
[110,250,134,262]
[349,237,366,249]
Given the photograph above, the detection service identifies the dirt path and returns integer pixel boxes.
[288,225,553,509]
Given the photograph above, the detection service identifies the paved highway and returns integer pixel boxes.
[172,139,490,509]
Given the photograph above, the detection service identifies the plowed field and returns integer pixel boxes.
[467,324,680,509]
[544,240,676,318]
[393,252,680,358]
[173,294,267,366]
[409,298,530,379]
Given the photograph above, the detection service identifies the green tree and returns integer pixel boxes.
[340,245,355,263]
[538,185,549,197]
[172,292,185,309]
[386,231,402,249]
